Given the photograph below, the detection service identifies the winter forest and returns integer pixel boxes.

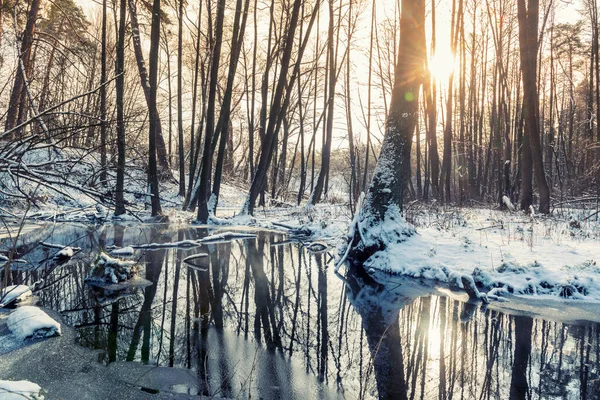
[0,0,600,398]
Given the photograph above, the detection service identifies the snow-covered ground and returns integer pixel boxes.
[357,206,600,301]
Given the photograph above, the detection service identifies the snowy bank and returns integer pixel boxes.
[355,208,600,301]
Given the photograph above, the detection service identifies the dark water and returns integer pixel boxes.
[2,223,599,399]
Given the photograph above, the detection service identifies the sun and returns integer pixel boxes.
[429,49,457,82]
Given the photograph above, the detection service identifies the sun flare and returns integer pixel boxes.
[429,50,457,82]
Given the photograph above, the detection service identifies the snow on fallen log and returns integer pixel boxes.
[110,246,135,256]
[183,253,209,270]
[40,241,69,250]
[0,285,32,308]
[7,306,61,341]
[40,242,81,260]
[0,255,28,266]
[131,239,201,249]
[0,380,44,399]
[199,232,257,243]
[85,252,137,284]
[130,232,256,249]
[54,247,75,259]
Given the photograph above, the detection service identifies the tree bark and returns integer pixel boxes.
[210,0,251,214]
[309,0,337,206]
[100,0,108,186]
[195,0,227,223]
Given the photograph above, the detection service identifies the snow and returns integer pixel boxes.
[39,242,79,260]
[39,242,67,250]
[0,380,44,399]
[110,246,134,256]
[54,247,75,259]
[0,285,32,308]
[132,239,201,249]
[130,232,256,249]
[502,195,515,211]
[7,306,61,341]
[357,208,600,301]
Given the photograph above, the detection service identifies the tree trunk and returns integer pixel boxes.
[177,0,185,196]
[210,0,251,215]
[348,0,425,262]
[517,0,550,213]
[147,0,163,216]
[100,0,108,186]
[114,0,127,216]
[309,0,337,206]
[195,0,227,223]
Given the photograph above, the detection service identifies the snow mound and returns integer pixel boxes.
[0,285,32,308]
[0,380,44,399]
[7,306,61,341]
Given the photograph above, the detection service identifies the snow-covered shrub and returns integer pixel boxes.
[86,252,137,284]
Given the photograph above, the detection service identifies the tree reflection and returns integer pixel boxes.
[3,224,600,399]
[344,267,417,400]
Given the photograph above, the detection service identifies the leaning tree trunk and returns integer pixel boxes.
[241,0,303,215]
[347,0,426,263]
[127,0,171,176]
[100,0,108,186]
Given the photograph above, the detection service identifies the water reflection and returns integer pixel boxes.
[1,224,599,399]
